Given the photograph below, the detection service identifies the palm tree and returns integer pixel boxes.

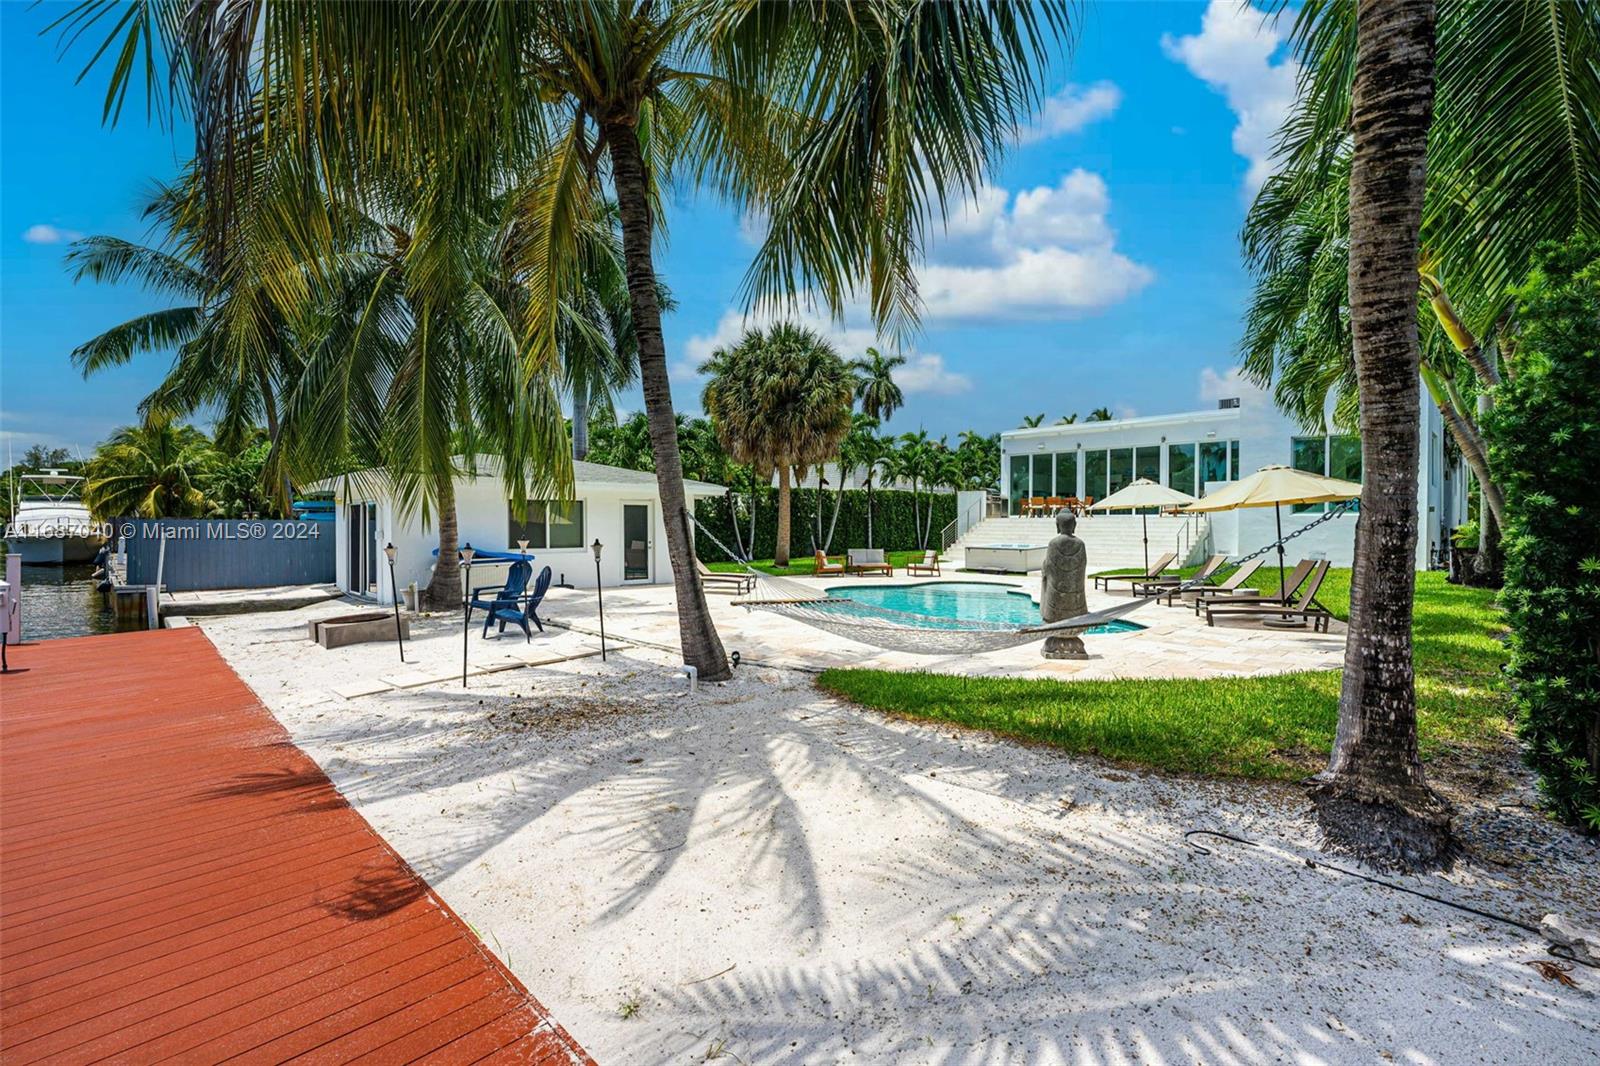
[63,1,1073,681]
[855,429,893,550]
[1307,0,1453,868]
[1056,413,1079,425]
[850,347,906,423]
[1085,407,1114,422]
[1020,413,1047,428]
[82,416,216,521]
[702,323,853,567]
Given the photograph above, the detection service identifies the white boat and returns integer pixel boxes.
[4,471,107,565]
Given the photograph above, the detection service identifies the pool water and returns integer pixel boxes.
[824,581,1144,633]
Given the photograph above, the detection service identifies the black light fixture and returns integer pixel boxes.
[384,542,404,662]
[458,542,475,687]
[591,538,606,662]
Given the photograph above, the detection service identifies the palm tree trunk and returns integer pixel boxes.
[1311,0,1452,870]
[571,378,591,460]
[423,470,460,610]
[775,463,793,567]
[865,474,875,549]
[1420,364,1506,525]
[910,476,921,550]
[605,120,731,682]
[825,469,845,554]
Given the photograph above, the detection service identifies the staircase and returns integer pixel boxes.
[946,514,1208,573]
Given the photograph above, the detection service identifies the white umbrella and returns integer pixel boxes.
[1089,478,1197,574]
[1180,465,1361,613]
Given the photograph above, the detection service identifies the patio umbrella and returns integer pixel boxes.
[1179,465,1361,614]
[1089,478,1197,574]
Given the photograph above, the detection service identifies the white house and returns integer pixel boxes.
[999,390,1467,570]
[325,459,726,604]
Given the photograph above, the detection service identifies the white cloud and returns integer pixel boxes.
[1162,0,1299,195]
[893,353,971,396]
[22,223,82,245]
[1019,81,1122,144]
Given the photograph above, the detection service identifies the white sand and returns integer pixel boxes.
[201,602,1600,1064]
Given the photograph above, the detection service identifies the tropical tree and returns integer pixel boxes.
[702,323,853,567]
[1020,413,1047,428]
[955,429,1001,491]
[1085,407,1114,422]
[851,347,906,423]
[855,428,894,549]
[1305,0,1453,869]
[1056,413,1079,425]
[82,416,216,521]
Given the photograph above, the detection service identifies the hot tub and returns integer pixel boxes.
[964,544,1048,573]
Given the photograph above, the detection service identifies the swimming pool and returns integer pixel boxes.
[823,581,1144,633]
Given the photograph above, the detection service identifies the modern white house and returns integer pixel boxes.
[323,458,726,605]
[997,389,1467,570]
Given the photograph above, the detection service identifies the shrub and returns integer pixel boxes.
[693,488,955,561]
[1484,236,1600,833]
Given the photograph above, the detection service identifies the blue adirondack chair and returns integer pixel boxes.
[468,560,529,634]
[475,564,551,641]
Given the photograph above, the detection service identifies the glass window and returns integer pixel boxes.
[508,500,585,548]
[1031,453,1054,498]
[1230,440,1241,480]
[1198,440,1230,493]
[1135,446,1161,485]
[1008,455,1030,514]
[1328,434,1361,513]
[1167,443,1196,496]
[1108,448,1134,495]
[1291,436,1328,513]
[1055,452,1077,498]
[1084,450,1108,501]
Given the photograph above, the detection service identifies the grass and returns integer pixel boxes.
[817,571,1509,781]
[705,549,930,577]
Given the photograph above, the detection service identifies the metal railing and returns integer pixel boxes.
[940,496,990,556]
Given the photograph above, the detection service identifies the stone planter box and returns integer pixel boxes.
[309,611,409,649]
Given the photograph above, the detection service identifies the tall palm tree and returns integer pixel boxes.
[850,347,906,423]
[82,416,217,521]
[1056,413,1079,425]
[1085,407,1114,422]
[1020,413,1047,428]
[855,429,893,549]
[702,323,853,567]
[60,0,1074,682]
[1308,0,1453,869]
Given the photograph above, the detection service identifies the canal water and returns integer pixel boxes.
[10,563,119,640]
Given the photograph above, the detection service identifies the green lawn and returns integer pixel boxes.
[705,549,929,577]
[817,571,1508,781]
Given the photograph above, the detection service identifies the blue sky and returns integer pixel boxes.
[0,1,1298,457]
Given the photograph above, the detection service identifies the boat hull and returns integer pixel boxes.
[4,535,104,565]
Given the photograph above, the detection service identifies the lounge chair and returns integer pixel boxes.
[847,548,893,576]
[1094,552,1177,592]
[1207,560,1333,631]
[814,550,846,576]
[1158,556,1264,607]
[1193,558,1313,616]
[1132,553,1228,597]
[472,562,552,641]
[697,558,755,595]
[906,550,941,577]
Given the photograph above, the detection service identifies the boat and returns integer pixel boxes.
[4,471,107,565]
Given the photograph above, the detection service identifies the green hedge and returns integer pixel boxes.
[693,488,955,562]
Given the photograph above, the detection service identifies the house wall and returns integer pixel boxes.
[333,477,714,604]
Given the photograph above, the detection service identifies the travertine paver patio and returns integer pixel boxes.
[535,570,1345,679]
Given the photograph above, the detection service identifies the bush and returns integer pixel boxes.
[693,488,955,562]
[1450,520,1479,548]
[1484,236,1600,833]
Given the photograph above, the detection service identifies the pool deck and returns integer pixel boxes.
[0,628,592,1065]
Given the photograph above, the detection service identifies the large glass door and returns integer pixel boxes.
[622,503,651,582]
[346,502,377,595]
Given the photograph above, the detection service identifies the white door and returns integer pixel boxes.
[621,502,652,582]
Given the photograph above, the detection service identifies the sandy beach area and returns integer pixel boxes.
[199,600,1600,1064]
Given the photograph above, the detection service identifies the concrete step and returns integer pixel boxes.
[947,515,1207,571]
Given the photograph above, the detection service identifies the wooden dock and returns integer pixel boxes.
[0,628,592,1064]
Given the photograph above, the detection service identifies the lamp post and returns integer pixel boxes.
[384,543,404,662]
[459,542,475,687]
[591,538,606,662]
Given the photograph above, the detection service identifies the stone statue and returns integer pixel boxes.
[1039,511,1089,659]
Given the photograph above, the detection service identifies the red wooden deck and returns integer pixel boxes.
[1,628,592,1065]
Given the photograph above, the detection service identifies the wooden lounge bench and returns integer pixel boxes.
[1193,558,1314,615]
[1158,556,1264,606]
[906,550,941,577]
[847,548,893,576]
[697,559,755,595]
[1207,560,1334,631]
[1094,551,1177,592]
[814,550,846,576]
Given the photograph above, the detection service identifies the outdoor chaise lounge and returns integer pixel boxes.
[906,550,941,577]
[1093,552,1176,592]
[814,551,846,576]
[1130,553,1228,597]
[697,558,756,595]
[1158,556,1264,606]
[847,548,894,576]
[1192,558,1314,616]
[1206,559,1334,631]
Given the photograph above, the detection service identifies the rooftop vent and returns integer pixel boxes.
[1217,397,1241,409]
